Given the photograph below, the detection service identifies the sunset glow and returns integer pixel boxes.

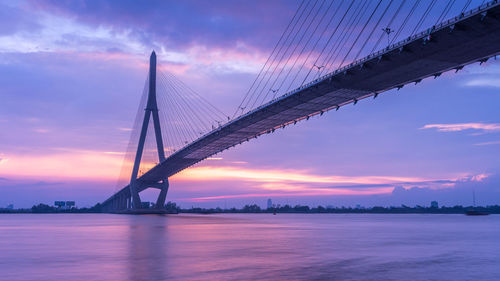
[1,0,499,208]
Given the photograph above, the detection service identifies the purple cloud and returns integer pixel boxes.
[27,0,300,51]
[0,2,42,36]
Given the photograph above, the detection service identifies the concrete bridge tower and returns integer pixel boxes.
[128,51,169,210]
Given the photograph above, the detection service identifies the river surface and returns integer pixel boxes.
[0,213,498,281]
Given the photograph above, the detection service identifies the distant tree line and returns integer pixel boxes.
[179,204,500,214]
[1,202,499,214]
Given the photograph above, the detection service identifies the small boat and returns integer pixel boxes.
[465,209,489,216]
[465,190,489,216]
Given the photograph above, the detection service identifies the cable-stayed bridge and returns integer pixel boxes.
[102,0,500,212]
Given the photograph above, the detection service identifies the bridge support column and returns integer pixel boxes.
[155,179,170,208]
[103,51,171,212]
[130,182,142,209]
[121,194,127,210]
[127,51,167,210]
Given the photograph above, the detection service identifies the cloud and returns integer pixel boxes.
[187,172,494,203]
[465,78,500,88]
[33,128,50,133]
[0,2,42,36]
[173,165,433,185]
[474,140,500,146]
[191,187,393,201]
[389,173,500,206]
[26,0,298,51]
[0,150,124,181]
[168,165,471,200]
[421,122,500,132]
[0,0,300,77]
[0,0,297,77]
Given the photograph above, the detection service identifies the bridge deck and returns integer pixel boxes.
[104,1,500,204]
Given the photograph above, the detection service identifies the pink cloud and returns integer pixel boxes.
[421,122,500,132]
[190,187,394,201]
[0,149,123,181]
[173,165,435,185]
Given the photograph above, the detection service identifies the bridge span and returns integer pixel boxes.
[102,1,500,212]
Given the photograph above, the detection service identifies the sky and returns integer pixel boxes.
[1,0,499,209]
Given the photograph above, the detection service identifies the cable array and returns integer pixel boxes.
[117,69,230,184]
[233,0,487,117]
[116,0,489,189]
[115,76,150,190]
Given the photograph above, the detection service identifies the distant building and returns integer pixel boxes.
[54,201,76,210]
[54,201,65,208]
[267,199,273,209]
[431,201,439,208]
[7,204,13,210]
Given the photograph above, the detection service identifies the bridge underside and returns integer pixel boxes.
[102,2,500,212]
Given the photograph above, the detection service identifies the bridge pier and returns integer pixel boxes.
[130,181,143,209]
[155,179,170,209]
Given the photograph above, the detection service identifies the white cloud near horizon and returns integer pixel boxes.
[465,78,500,88]
[421,122,500,132]
[474,140,500,146]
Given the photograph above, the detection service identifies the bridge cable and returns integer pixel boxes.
[338,0,383,69]
[161,70,227,127]
[158,75,194,147]
[159,75,197,143]
[320,0,370,75]
[115,76,149,190]
[247,0,322,110]
[165,73,220,134]
[370,0,407,54]
[159,73,207,146]
[265,0,336,101]
[326,0,372,73]
[162,71,227,125]
[241,0,315,115]
[354,0,394,62]
[157,75,197,146]
[153,84,174,156]
[281,0,347,96]
[390,0,421,44]
[316,0,369,77]
[461,0,472,14]
[410,0,437,37]
[162,73,216,139]
[157,79,186,154]
[435,0,456,25]
[299,0,355,86]
[232,0,306,119]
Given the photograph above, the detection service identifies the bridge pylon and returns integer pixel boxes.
[128,50,169,210]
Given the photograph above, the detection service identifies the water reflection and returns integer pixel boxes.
[0,214,498,281]
[127,215,169,281]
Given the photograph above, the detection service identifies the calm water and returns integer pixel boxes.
[0,214,498,281]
